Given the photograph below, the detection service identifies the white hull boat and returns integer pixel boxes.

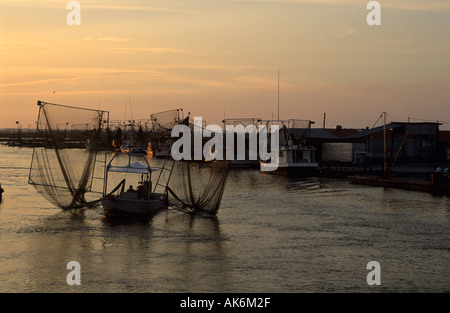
[261,142,318,176]
[101,151,172,216]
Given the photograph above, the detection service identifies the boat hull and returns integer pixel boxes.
[349,174,450,195]
[101,193,167,214]
[260,162,319,177]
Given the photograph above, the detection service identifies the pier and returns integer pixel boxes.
[0,128,99,148]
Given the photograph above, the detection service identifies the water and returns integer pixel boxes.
[0,145,450,293]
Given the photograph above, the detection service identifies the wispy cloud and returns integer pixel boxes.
[384,0,450,11]
[232,0,450,11]
[0,0,179,12]
[83,3,178,13]
[0,67,159,87]
[299,27,358,39]
[376,35,416,45]
[81,37,133,42]
[106,47,191,54]
[337,28,358,38]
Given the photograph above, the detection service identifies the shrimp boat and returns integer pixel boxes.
[260,119,318,176]
[101,151,174,215]
[260,140,318,176]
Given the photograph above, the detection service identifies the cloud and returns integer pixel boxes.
[299,28,358,39]
[97,37,133,42]
[0,67,160,87]
[337,28,358,38]
[83,3,179,13]
[0,0,179,12]
[231,0,450,11]
[376,35,416,45]
[81,37,132,42]
[106,47,190,54]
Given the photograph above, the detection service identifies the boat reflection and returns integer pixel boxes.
[102,207,163,226]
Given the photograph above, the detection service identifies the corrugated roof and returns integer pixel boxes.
[346,123,402,138]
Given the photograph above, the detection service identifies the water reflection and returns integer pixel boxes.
[20,204,231,292]
[102,209,160,227]
[154,211,230,292]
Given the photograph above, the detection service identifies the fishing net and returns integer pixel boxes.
[151,108,186,131]
[28,101,109,210]
[168,160,230,216]
[150,109,230,216]
[287,119,311,141]
[278,119,312,145]
[223,118,262,128]
[147,109,185,156]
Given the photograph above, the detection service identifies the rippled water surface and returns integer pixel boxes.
[1,145,450,292]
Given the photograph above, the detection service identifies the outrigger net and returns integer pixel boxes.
[28,101,109,210]
[168,160,230,216]
[270,119,312,146]
[150,109,230,216]
[151,108,187,131]
[287,119,312,142]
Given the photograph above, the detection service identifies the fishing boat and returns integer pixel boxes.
[101,151,172,215]
[260,119,318,176]
[260,140,318,176]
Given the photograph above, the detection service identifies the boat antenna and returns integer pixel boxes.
[129,96,133,122]
[223,98,227,120]
[277,69,280,123]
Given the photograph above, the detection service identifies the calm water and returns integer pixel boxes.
[0,145,449,293]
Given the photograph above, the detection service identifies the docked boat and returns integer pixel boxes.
[349,171,450,195]
[261,140,318,176]
[259,119,319,176]
[101,151,172,215]
[119,143,149,154]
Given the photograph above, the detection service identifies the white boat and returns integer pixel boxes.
[260,140,318,176]
[101,151,170,215]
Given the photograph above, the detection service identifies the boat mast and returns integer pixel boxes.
[277,69,280,123]
[383,112,387,177]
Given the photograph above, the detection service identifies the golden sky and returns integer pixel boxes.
[1,0,450,129]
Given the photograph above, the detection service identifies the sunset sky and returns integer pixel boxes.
[1,0,450,129]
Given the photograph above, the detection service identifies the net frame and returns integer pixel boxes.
[28,101,109,210]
